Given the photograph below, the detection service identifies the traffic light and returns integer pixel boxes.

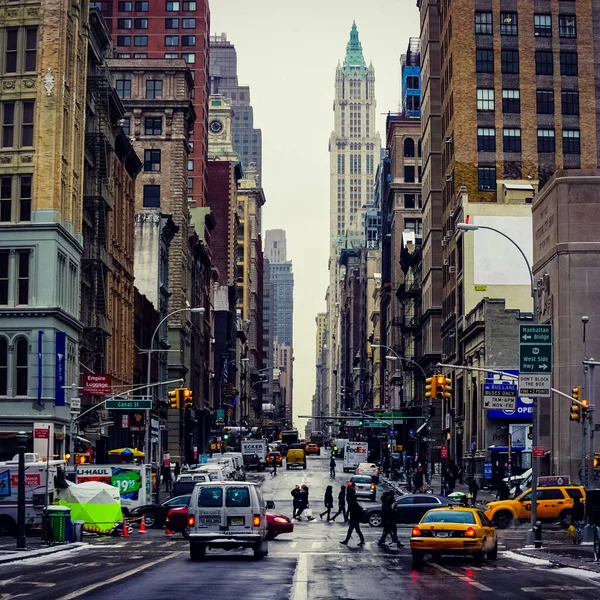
[223,427,231,440]
[183,388,193,409]
[443,377,452,398]
[582,399,589,421]
[168,389,180,409]
[425,377,434,398]
[358,419,364,426]
[571,386,584,422]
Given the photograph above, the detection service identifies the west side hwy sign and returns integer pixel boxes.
[518,325,552,398]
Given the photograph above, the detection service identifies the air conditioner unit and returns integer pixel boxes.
[445,136,453,144]
[443,259,449,266]
[449,209,455,217]
[445,175,453,182]
[449,266,456,274]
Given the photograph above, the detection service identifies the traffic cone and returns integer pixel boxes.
[165,524,173,537]
[122,520,130,537]
[139,517,147,534]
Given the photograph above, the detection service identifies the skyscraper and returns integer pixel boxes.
[209,34,263,183]
[264,229,287,264]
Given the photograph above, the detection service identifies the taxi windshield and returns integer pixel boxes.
[421,510,476,524]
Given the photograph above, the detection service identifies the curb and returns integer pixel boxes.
[0,542,87,565]
[511,547,600,574]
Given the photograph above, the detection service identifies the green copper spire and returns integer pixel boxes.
[343,21,367,74]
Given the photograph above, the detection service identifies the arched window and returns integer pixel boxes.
[15,338,28,396]
[404,138,415,157]
[0,338,7,395]
[418,139,422,157]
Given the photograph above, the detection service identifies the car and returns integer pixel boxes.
[129,494,191,529]
[364,494,451,527]
[187,481,269,560]
[286,447,307,470]
[410,506,498,567]
[266,512,294,540]
[165,506,190,536]
[305,443,321,456]
[278,443,288,454]
[243,453,265,472]
[356,463,380,482]
[484,485,585,529]
[347,475,377,501]
[173,473,211,496]
[265,451,283,466]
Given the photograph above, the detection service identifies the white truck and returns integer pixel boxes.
[343,442,369,473]
[0,454,67,535]
[241,439,268,462]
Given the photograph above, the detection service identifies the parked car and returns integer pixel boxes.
[364,493,451,527]
[129,494,191,529]
[305,443,321,456]
[347,475,377,502]
[243,453,265,472]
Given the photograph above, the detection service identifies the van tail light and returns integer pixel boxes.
[464,527,476,538]
[253,515,261,527]
[411,526,422,537]
[370,484,375,489]
[188,516,195,527]
[347,482,353,486]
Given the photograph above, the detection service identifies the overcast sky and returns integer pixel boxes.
[210,0,420,433]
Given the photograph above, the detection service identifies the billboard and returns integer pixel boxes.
[83,374,113,396]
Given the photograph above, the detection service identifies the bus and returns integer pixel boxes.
[280,429,299,447]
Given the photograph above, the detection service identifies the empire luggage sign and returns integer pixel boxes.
[83,374,112,396]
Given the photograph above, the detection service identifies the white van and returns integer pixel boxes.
[204,457,236,479]
[221,452,246,480]
[187,481,269,560]
[195,465,228,481]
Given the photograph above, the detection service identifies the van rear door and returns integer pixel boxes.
[223,485,254,534]
[195,485,224,532]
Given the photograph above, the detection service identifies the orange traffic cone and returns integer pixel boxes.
[139,517,147,534]
[165,524,173,537]
[122,520,130,537]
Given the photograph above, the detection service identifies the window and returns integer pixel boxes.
[145,117,162,135]
[25,29,37,72]
[182,1,196,9]
[560,52,578,76]
[475,12,492,34]
[502,89,520,113]
[477,127,495,152]
[117,18,132,28]
[404,138,415,157]
[134,53,147,59]
[164,52,178,59]
[404,166,415,182]
[535,51,553,75]
[117,53,131,59]
[559,15,576,38]
[404,194,416,209]
[166,1,179,10]
[500,12,518,35]
[182,35,196,46]
[117,35,131,46]
[134,1,148,9]
[0,252,7,304]
[501,50,519,74]
[188,159,193,171]
[537,129,556,152]
[143,185,160,208]
[19,175,31,222]
[2,102,14,148]
[536,90,554,114]
[476,49,494,73]
[534,14,552,37]
[182,18,196,28]
[134,18,148,28]
[118,1,132,9]
[121,117,130,136]
[198,487,222,507]
[187,177,193,190]
[165,35,179,46]
[15,338,28,395]
[478,166,496,191]
[165,18,179,28]
[146,80,163,99]
[16,250,29,305]
[563,130,580,154]
[0,177,11,222]
[144,149,161,172]
[5,29,17,73]
[562,91,579,115]
[21,101,33,147]
[0,338,6,395]
[503,128,522,152]
[181,53,195,64]
[476,88,495,111]
[116,79,131,98]
[134,35,147,46]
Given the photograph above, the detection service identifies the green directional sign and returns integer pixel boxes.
[365,421,387,428]
[520,325,552,345]
[519,324,553,374]
[105,399,152,410]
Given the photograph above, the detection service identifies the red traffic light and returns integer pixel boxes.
[183,389,192,398]
[582,399,589,407]
[437,376,445,385]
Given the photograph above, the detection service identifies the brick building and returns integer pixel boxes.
[102,0,210,208]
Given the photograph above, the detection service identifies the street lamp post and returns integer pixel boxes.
[16,430,28,551]
[457,222,538,545]
[144,307,204,465]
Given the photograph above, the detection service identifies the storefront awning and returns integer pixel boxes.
[488,445,526,452]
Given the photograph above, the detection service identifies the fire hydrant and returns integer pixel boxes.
[533,520,542,548]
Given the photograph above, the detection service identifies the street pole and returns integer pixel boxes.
[68,382,76,466]
[587,361,596,497]
[16,431,27,550]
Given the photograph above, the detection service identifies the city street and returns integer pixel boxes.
[2,455,600,599]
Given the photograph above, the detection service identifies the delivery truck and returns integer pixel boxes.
[343,442,369,473]
[241,439,268,462]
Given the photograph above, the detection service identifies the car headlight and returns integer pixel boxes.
[274,517,289,523]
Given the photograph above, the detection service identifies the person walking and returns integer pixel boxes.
[331,485,347,522]
[413,467,424,493]
[496,479,510,501]
[174,462,181,480]
[162,464,172,493]
[469,479,479,507]
[291,485,302,520]
[320,485,334,521]
[270,457,278,477]
[330,456,337,477]
[378,491,403,548]
[297,484,314,520]
[340,496,365,546]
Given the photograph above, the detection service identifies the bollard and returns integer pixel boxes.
[534,520,542,548]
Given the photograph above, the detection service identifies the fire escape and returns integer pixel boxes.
[82,72,114,373]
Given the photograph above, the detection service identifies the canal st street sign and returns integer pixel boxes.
[519,324,552,397]
[105,399,152,410]
[483,384,517,410]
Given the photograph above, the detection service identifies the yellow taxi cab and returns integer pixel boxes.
[305,443,321,456]
[484,484,585,529]
[265,451,283,466]
[410,506,497,566]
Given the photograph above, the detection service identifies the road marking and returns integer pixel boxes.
[311,542,323,550]
[430,563,492,591]
[290,553,308,600]
[55,552,181,600]
[521,586,596,593]
[290,542,297,548]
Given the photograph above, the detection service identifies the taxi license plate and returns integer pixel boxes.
[229,516,244,526]
[197,515,221,526]
[434,531,451,537]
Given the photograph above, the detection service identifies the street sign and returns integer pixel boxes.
[484,462,493,479]
[346,420,362,427]
[226,408,233,417]
[70,397,81,410]
[216,409,225,423]
[483,384,517,410]
[441,445,448,459]
[105,399,152,410]
[422,437,436,443]
[532,446,545,457]
[518,373,551,398]
[519,324,552,374]
[364,421,386,428]
[408,428,415,437]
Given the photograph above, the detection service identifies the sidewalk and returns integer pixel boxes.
[0,537,87,565]
[515,543,600,574]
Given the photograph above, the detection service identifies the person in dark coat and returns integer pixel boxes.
[297,484,314,520]
[413,467,424,492]
[330,456,337,477]
[331,485,347,522]
[320,485,334,521]
[496,479,510,501]
[378,491,403,548]
[291,485,302,519]
[469,479,480,507]
[340,497,365,545]
[174,462,181,479]
[572,496,585,524]
[346,483,356,505]
[162,464,172,492]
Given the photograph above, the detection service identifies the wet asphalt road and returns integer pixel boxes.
[3,454,600,599]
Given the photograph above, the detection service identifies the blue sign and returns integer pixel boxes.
[486,370,533,420]
[408,428,415,437]
[0,470,10,496]
[483,462,493,479]
[55,331,66,406]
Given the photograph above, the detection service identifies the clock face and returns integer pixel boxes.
[209,119,224,134]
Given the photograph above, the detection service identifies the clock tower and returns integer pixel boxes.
[207,94,238,161]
